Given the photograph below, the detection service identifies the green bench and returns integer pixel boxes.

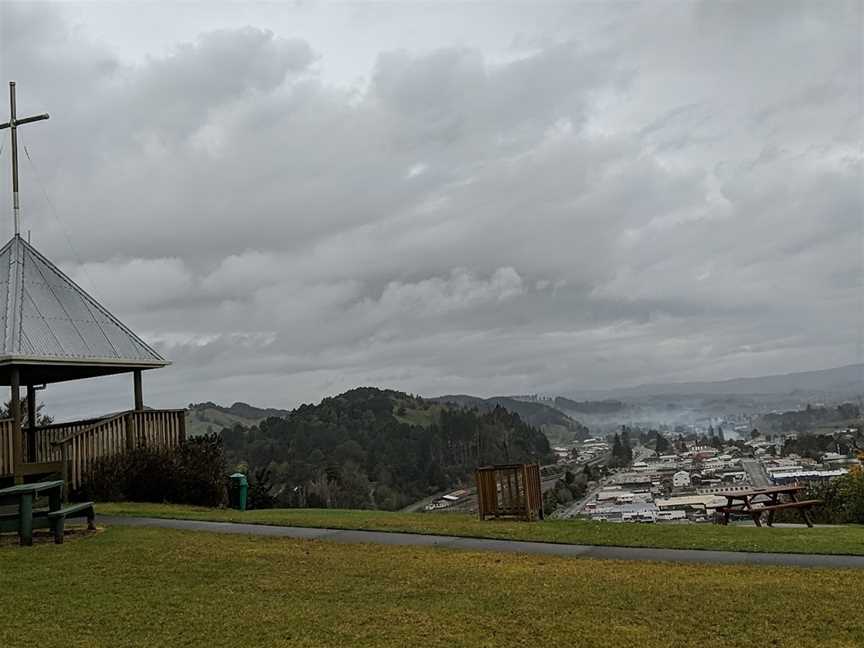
[0,481,96,545]
[47,502,96,544]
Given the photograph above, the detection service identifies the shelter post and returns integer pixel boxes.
[26,384,36,461]
[10,367,22,483]
[133,370,143,411]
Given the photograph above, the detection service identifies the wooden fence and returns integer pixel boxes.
[0,418,13,478]
[475,463,543,522]
[27,416,106,464]
[54,410,186,490]
[0,409,186,490]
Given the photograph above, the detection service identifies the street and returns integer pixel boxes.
[741,458,771,488]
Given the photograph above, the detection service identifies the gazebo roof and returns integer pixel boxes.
[0,235,168,385]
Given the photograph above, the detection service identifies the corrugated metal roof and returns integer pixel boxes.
[0,235,167,367]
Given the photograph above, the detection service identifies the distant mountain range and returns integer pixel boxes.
[574,363,864,400]
[429,394,590,443]
[186,364,862,441]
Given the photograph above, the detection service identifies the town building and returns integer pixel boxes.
[672,470,691,488]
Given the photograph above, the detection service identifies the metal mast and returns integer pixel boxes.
[0,82,50,237]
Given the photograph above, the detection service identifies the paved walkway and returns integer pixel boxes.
[99,516,864,569]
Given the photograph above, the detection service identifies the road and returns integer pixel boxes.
[559,482,603,519]
[556,451,614,519]
[741,458,771,488]
[557,445,651,519]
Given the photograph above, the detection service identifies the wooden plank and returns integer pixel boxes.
[0,419,12,476]
[19,461,63,476]
[752,500,822,512]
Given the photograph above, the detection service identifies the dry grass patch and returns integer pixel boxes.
[1,526,862,647]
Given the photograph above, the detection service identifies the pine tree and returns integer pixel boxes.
[611,433,623,466]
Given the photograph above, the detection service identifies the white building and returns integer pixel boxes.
[655,494,727,513]
[672,470,691,488]
[590,503,659,523]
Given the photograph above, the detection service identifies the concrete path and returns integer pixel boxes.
[99,515,864,569]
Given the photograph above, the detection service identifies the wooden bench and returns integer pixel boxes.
[47,502,96,544]
[718,499,822,528]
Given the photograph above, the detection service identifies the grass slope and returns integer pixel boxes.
[1,526,862,647]
[185,402,292,437]
[98,503,864,556]
[185,407,267,437]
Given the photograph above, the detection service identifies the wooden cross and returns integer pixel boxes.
[0,82,49,237]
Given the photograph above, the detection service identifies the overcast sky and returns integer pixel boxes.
[0,1,861,418]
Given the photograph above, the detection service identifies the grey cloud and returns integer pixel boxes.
[0,2,859,418]
[129,28,316,137]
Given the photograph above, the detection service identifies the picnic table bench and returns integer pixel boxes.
[0,481,95,546]
[716,485,821,528]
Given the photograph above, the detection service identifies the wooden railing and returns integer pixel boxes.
[0,409,186,487]
[50,409,186,491]
[29,416,108,464]
[0,418,14,477]
[131,410,186,452]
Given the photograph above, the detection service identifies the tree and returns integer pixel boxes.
[838,403,860,420]
[247,467,277,509]
[654,431,671,455]
[611,433,623,466]
[0,399,53,427]
[610,433,633,467]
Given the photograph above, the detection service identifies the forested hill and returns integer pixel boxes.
[431,395,590,443]
[220,388,554,510]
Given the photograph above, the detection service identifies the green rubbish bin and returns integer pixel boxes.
[229,473,248,511]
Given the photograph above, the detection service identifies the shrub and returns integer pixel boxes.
[176,435,228,507]
[830,468,864,524]
[776,469,864,525]
[246,467,277,510]
[77,433,227,507]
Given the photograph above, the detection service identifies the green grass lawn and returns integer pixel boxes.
[1,526,862,647]
[98,502,864,556]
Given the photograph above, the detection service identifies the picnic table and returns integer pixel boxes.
[716,485,821,528]
[0,481,94,546]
